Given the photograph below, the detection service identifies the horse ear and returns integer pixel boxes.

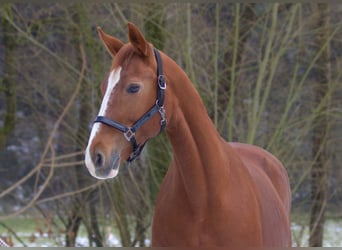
[128,22,149,57]
[97,27,124,57]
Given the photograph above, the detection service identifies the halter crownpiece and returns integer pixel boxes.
[94,48,167,162]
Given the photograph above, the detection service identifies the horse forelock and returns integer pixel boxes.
[111,43,152,70]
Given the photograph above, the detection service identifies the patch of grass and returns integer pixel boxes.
[1,216,37,233]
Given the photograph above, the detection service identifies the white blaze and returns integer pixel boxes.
[98,66,122,116]
[85,67,122,177]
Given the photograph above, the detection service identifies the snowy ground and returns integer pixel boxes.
[2,219,342,247]
[291,219,342,247]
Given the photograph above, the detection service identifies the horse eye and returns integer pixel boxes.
[126,84,141,94]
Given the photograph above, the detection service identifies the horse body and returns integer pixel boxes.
[152,54,291,246]
[85,22,292,247]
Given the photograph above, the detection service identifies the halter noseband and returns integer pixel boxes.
[93,48,166,162]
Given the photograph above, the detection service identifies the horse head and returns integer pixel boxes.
[85,22,167,179]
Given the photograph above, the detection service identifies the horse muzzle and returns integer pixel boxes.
[85,148,121,180]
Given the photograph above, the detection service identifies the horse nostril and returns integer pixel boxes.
[94,151,105,168]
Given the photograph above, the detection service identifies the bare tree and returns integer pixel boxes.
[309,3,332,247]
[0,4,16,151]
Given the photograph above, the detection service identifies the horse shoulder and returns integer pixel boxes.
[228,142,291,212]
[228,142,292,246]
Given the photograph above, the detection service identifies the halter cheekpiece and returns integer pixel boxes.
[93,48,166,162]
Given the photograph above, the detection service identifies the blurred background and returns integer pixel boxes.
[0,2,341,247]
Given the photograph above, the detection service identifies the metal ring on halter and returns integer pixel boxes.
[124,128,136,141]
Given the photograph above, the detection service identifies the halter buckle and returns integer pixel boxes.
[124,128,135,141]
[158,75,166,90]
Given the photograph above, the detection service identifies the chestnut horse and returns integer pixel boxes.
[85,22,292,247]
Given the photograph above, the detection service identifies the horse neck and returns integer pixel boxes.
[163,55,231,206]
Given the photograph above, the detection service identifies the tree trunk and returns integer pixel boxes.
[142,4,168,243]
[88,200,104,246]
[65,3,104,246]
[0,4,16,151]
[112,179,131,246]
[309,3,331,247]
[144,3,166,50]
[65,205,82,247]
[218,3,256,140]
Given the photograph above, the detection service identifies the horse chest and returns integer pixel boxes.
[151,170,264,246]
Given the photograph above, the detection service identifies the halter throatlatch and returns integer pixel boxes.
[94,48,166,162]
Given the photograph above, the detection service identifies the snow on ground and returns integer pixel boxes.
[3,219,342,247]
[291,219,342,247]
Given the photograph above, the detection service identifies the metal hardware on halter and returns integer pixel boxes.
[158,104,167,129]
[158,75,166,90]
[124,128,136,141]
[93,47,167,162]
